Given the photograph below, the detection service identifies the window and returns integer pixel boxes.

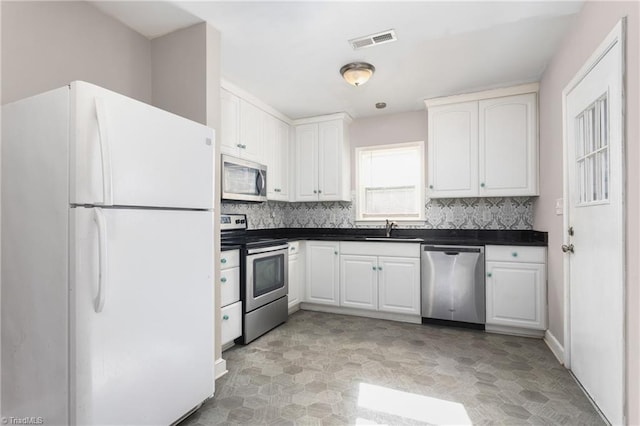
[356,142,425,222]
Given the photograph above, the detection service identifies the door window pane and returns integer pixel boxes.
[575,93,609,205]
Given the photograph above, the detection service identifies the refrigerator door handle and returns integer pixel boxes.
[93,207,108,313]
[95,98,114,206]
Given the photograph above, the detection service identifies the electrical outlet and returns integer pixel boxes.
[555,198,563,216]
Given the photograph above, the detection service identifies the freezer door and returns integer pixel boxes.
[71,207,214,425]
[70,81,215,209]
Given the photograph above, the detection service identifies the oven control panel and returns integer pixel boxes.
[221,214,247,231]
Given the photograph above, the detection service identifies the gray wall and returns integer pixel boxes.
[1,1,152,105]
[151,23,208,125]
[534,1,639,422]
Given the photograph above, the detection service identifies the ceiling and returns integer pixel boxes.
[91,1,583,120]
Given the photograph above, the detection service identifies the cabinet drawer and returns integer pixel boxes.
[221,249,240,268]
[220,266,240,307]
[221,301,242,346]
[485,245,546,263]
[340,242,420,258]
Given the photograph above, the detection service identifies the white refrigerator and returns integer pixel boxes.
[2,82,215,425]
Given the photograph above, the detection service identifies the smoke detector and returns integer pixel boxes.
[349,29,397,50]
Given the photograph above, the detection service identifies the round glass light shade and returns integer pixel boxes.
[340,63,375,86]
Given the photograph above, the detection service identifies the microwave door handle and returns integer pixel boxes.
[256,170,266,195]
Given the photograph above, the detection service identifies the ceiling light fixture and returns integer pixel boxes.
[340,62,375,87]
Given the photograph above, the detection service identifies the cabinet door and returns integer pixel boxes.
[318,119,346,201]
[220,89,240,156]
[378,257,421,315]
[479,93,538,196]
[305,241,340,306]
[288,253,300,309]
[427,101,479,198]
[276,119,290,200]
[295,123,319,201]
[340,255,378,310]
[486,261,546,329]
[239,99,263,163]
[221,301,242,346]
[264,114,280,199]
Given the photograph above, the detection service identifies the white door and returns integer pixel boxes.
[427,101,479,198]
[378,257,421,315]
[276,119,290,199]
[71,81,215,209]
[564,21,624,425]
[295,123,319,201]
[71,207,214,425]
[340,255,378,310]
[479,93,538,196]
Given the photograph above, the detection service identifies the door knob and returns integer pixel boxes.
[561,244,575,253]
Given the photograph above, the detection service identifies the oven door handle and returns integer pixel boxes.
[247,244,289,255]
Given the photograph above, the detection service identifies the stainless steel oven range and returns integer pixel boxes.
[221,214,288,344]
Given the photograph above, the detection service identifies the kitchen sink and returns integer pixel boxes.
[364,237,424,242]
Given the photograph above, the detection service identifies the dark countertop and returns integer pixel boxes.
[246,228,547,246]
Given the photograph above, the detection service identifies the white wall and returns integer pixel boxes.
[535,1,639,423]
[1,1,152,105]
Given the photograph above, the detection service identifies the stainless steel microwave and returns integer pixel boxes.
[221,155,267,202]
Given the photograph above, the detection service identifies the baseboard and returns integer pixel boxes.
[485,324,545,338]
[214,358,227,380]
[288,303,301,315]
[299,303,421,324]
[544,330,565,365]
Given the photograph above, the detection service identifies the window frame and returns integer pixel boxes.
[354,141,426,224]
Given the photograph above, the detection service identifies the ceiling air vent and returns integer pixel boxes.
[349,29,397,50]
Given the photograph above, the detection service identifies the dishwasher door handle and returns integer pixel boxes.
[444,251,460,256]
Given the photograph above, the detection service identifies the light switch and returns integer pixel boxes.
[555,198,563,215]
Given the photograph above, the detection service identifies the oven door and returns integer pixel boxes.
[245,244,288,312]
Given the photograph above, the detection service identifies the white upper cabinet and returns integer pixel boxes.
[220,89,240,157]
[238,99,263,163]
[427,101,479,198]
[221,89,262,162]
[479,93,538,196]
[425,84,539,198]
[294,114,351,202]
[264,114,290,201]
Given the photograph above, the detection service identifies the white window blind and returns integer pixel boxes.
[356,142,425,221]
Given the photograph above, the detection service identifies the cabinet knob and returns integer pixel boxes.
[334,251,338,255]
[511,252,518,257]
[236,143,242,148]
[223,315,229,321]
[221,277,227,283]
[487,272,492,278]
[372,266,376,271]
[318,190,322,194]
[221,258,227,264]
[378,266,383,271]
[429,185,434,189]
[290,247,296,252]
[313,190,317,194]
[480,183,486,188]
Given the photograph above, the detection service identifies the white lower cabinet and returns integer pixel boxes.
[220,301,242,346]
[378,257,421,315]
[305,241,340,306]
[288,241,304,311]
[220,249,242,347]
[338,242,421,316]
[485,245,547,331]
[340,255,378,310]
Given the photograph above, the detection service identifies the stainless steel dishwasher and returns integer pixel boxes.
[421,245,485,328]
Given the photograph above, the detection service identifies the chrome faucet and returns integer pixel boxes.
[385,219,397,237]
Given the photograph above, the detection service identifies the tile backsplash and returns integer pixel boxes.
[222,194,534,230]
